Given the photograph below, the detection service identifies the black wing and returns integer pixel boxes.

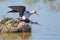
[8,10,18,13]
[8,6,26,17]
[8,6,26,13]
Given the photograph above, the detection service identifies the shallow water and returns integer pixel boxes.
[0,33,31,40]
[0,0,60,40]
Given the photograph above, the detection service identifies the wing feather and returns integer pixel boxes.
[8,6,26,13]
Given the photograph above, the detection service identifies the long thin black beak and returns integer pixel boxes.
[35,12,40,16]
[35,13,40,16]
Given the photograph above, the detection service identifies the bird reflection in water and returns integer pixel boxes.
[0,33,31,40]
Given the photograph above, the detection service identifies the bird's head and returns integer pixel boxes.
[30,10,39,16]
[30,10,36,14]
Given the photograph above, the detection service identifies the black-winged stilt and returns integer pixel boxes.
[8,6,40,32]
[8,6,39,20]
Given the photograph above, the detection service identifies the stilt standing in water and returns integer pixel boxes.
[8,6,40,32]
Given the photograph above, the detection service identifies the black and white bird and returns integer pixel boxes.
[7,6,41,32]
[8,6,39,20]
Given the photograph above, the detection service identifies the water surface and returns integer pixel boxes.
[0,0,60,40]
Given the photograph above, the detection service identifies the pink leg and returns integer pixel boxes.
[22,24,26,33]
